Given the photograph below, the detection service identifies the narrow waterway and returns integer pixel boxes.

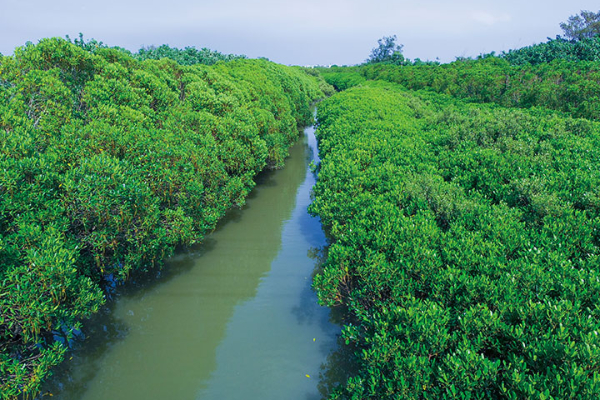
[42,119,342,399]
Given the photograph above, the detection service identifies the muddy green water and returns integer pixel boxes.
[42,122,344,399]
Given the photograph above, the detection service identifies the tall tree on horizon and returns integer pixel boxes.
[366,35,405,65]
[560,10,600,40]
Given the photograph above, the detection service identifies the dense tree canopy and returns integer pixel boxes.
[358,58,600,121]
[135,44,246,65]
[501,35,600,65]
[311,80,600,399]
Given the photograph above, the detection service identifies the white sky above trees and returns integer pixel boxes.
[1,0,598,65]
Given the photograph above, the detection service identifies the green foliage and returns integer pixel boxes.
[298,67,337,97]
[65,33,108,53]
[311,82,600,398]
[359,58,600,121]
[135,44,246,66]
[62,33,244,67]
[502,36,600,65]
[0,37,326,398]
[64,33,244,67]
[318,66,366,92]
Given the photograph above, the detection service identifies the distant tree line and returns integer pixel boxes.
[65,33,246,66]
[365,10,600,67]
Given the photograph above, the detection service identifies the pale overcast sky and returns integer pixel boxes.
[1,1,599,65]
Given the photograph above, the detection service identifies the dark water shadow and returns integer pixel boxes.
[39,233,220,397]
[290,244,357,399]
[316,334,358,399]
[289,118,358,400]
